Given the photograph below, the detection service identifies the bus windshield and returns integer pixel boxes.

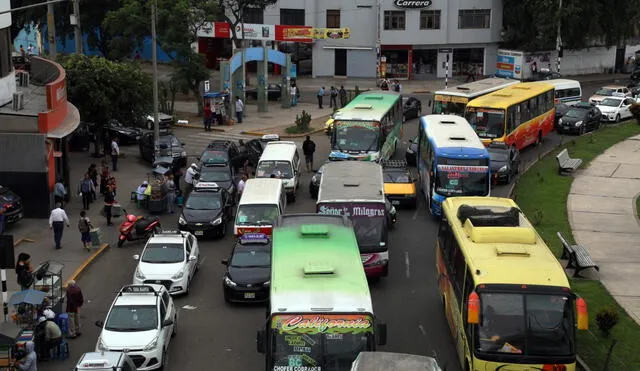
[465,108,506,139]
[476,292,574,357]
[236,204,279,226]
[433,99,466,116]
[333,121,380,152]
[435,158,489,197]
[271,314,374,371]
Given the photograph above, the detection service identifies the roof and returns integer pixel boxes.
[546,79,581,88]
[334,91,401,121]
[76,352,127,369]
[419,115,487,155]
[434,77,520,98]
[466,82,555,108]
[600,85,627,89]
[238,178,283,206]
[352,352,441,371]
[441,197,569,288]
[317,161,385,203]
[258,141,298,162]
[146,231,188,245]
[270,223,373,314]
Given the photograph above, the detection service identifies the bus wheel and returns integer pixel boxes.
[535,132,542,146]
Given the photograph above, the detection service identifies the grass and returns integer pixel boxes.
[513,121,640,371]
[284,125,316,134]
[636,195,640,217]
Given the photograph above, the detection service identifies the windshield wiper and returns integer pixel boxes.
[234,264,269,268]
[106,327,143,332]
[145,260,179,264]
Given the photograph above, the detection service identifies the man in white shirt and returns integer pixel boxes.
[111,137,120,171]
[235,96,244,123]
[237,174,247,202]
[49,203,70,250]
[184,163,197,196]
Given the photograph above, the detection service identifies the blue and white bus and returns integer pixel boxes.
[417,115,491,216]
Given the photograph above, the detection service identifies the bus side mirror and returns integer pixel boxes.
[376,323,387,346]
[256,329,266,353]
[576,297,589,330]
[467,291,481,324]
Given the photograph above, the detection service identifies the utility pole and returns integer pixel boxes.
[375,0,381,86]
[72,0,82,54]
[151,0,160,160]
[556,0,563,74]
[47,3,56,59]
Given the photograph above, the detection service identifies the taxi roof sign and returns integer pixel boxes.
[81,360,110,367]
[240,233,270,244]
[194,182,220,190]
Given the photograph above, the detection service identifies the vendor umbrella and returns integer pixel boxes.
[8,289,47,306]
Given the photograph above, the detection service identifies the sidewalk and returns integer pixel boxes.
[567,134,640,324]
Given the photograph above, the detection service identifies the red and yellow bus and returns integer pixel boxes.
[464,82,555,150]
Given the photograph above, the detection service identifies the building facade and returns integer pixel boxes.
[0,0,81,218]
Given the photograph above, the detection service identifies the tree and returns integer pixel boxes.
[60,54,152,155]
[219,0,278,48]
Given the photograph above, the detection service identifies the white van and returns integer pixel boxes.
[547,79,582,105]
[255,141,301,201]
[234,178,286,237]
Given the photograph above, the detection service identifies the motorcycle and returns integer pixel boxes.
[117,210,161,247]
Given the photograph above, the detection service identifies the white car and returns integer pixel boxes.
[133,230,200,295]
[589,85,631,105]
[596,97,637,122]
[95,284,177,370]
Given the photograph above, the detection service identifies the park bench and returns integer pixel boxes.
[557,232,600,277]
[556,148,582,174]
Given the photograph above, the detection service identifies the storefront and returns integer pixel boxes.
[412,48,438,79]
[381,45,412,79]
[452,48,485,78]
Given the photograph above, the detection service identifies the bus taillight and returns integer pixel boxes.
[467,291,480,324]
[542,365,567,371]
[576,297,589,330]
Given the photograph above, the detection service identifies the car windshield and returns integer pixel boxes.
[476,292,574,357]
[488,150,509,162]
[333,121,380,152]
[236,204,279,226]
[141,243,184,263]
[595,88,615,96]
[435,157,489,197]
[564,109,587,119]
[433,99,466,116]
[256,160,293,179]
[599,98,622,107]
[201,150,228,165]
[383,171,410,183]
[466,108,505,139]
[104,305,158,332]
[185,193,222,210]
[230,248,270,267]
[199,169,231,182]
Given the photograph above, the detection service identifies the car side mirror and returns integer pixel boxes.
[162,319,174,327]
[376,323,387,345]
[189,255,197,261]
[221,259,229,265]
[95,320,104,328]
[133,254,140,260]
[256,329,266,353]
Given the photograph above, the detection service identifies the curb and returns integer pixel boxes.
[173,123,226,132]
[507,141,562,198]
[577,355,593,371]
[13,238,35,247]
[411,90,432,94]
[64,243,110,288]
[241,127,325,138]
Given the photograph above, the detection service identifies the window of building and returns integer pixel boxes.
[0,29,12,78]
[419,10,441,29]
[384,10,405,30]
[244,7,264,24]
[280,8,305,26]
[326,9,340,28]
[458,9,491,29]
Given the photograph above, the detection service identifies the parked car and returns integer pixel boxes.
[589,85,632,105]
[403,96,422,120]
[139,113,174,130]
[0,185,24,224]
[221,233,272,303]
[487,142,521,184]
[405,136,418,166]
[557,104,602,134]
[596,96,637,122]
[245,83,282,101]
[103,119,143,144]
[139,132,187,170]
[554,103,571,125]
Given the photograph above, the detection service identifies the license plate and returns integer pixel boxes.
[244,292,256,299]
[195,231,204,236]
[391,200,400,205]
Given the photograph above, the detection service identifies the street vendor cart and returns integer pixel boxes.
[203,92,230,125]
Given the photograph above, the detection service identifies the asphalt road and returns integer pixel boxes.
[42,79,609,371]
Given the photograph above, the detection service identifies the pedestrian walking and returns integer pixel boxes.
[27,44,34,56]
[53,178,67,207]
[15,253,33,291]
[110,137,120,171]
[291,84,298,106]
[235,96,244,123]
[329,86,338,108]
[302,135,316,173]
[103,186,115,226]
[65,280,84,338]
[87,163,98,201]
[78,211,93,251]
[184,163,197,197]
[317,86,325,108]
[466,64,476,82]
[204,103,212,131]
[339,85,347,107]
[19,45,25,57]
[49,203,70,250]
[78,173,95,211]
[99,162,110,195]
[165,175,176,214]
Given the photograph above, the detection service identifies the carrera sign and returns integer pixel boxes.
[393,0,432,9]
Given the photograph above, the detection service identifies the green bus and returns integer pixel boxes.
[329,91,403,162]
[256,213,387,371]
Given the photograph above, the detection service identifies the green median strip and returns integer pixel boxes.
[513,122,640,371]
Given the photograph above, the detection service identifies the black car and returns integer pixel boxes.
[241,138,266,168]
[631,67,640,83]
[245,83,282,101]
[557,105,601,135]
[195,164,237,204]
[487,142,521,184]
[405,136,418,166]
[199,140,244,172]
[527,70,562,81]
[178,183,233,238]
[555,103,570,125]
[403,97,422,120]
[221,233,271,303]
[309,161,330,199]
[103,119,143,144]
[136,113,174,130]
[139,132,188,169]
[0,185,24,225]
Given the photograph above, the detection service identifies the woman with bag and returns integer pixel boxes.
[15,253,34,291]
[78,211,93,251]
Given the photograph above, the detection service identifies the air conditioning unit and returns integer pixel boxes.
[17,71,29,87]
[12,92,24,111]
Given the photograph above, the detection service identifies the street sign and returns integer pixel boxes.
[393,0,432,9]
[204,81,210,93]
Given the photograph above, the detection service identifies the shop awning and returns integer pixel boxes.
[47,102,81,139]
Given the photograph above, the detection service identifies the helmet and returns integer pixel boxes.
[127,214,137,223]
[190,163,197,169]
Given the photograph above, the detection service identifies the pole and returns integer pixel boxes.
[151,1,160,160]
[445,53,449,90]
[72,0,82,54]
[1,269,7,321]
[47,3,56,59]
[556,0,562,74]
[375,0,381,86]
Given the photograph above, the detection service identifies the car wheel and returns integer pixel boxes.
[417,108,422,118]
[185,278,190,295]
[615,114,621,123]
[579,125,586,135]
[506,171,512,184]
[159,348,167,370]
[219,222,227,238]
[117,239,125,248]
[535,131,542,146]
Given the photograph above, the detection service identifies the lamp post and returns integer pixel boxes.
[556,0,563,74]
[151,0,160,160]
[375,0,381,86]
[71,0,82,54]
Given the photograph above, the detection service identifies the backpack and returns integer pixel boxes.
[81,180,91,193]
[78,218,91,233]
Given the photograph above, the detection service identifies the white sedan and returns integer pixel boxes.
[596,97,638,123]
[133,231,200,295]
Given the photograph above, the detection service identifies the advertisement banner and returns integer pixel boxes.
[235,23,275,40]
[496,49,523,80]
[275,25,313,43]
[272,314,373,334]
[46,78,67,112]
[313,28,350,40]
[317,203,386,218]
[197,21,231,38]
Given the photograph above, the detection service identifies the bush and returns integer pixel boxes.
[630,102,640,123]
[596,307,620,337]
[295,110,312,132]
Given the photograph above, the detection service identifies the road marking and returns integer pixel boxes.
[404,251,410,278]
[412,209,418,220]
[182,305,197,310]
[418,324,426,336]
[199,256,207,266]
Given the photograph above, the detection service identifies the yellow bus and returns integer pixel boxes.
[436,197,588,371]
[464,82,555,150]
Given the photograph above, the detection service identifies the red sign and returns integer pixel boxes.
[214,22,230,38]
[53,151,63,158]
[236,226,273,237]
[275,25,313,43]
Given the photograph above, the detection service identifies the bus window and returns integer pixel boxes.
[507,106,517,132]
